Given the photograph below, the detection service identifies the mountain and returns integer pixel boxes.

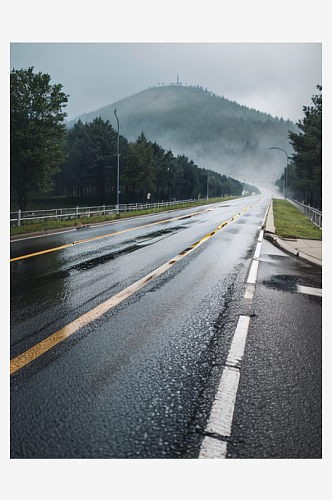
[68,85,298,183]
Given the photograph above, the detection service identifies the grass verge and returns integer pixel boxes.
[10,196,240,236]
[273,199,322,240]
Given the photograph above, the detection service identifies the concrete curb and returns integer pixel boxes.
[263,196,276,234]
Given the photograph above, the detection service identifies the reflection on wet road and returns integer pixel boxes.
[10,193,321,458]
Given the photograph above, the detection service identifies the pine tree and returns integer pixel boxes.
[288,85,322,195]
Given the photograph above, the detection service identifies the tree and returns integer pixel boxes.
[122,132,156,201]
[288,85,322,203]
[11,67,69,210]
[60,118,128,205]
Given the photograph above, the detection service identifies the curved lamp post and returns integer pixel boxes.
[270,147,290,200]
[114,109,120,215]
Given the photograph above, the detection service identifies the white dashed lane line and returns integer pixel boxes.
[199,316,251,459]
[199,229,263,458]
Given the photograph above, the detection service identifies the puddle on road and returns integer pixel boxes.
[135,226,183,241]
[262,274,322,293]
[11,226,185,297]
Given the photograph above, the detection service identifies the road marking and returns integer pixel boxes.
[244,283,255,299]
[199,436,228,459]
[199,198,269,457]
[199,316,250,458]
[247,259,259,284]
[10,229,77,242]
[245,236,263,299]
[10,197,261,262]
[254,241,262,260]
[204,366,241,438]
[225,315,250,368]
[10,243,74,262]
[10,200,261,374]
[10,254,185,374]
[297,285,322,297]
[10,209,210,262]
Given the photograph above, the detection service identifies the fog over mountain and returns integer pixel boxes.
[68,84,298,184]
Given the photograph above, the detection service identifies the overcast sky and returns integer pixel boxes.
[3,2,331,490]
[10,42,321,124]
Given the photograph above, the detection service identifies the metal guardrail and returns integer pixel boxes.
[288,198,322,229]
[10,199,201,227]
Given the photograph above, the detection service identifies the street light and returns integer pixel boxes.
[167,167,170,202]
[270,147,290,200]
[114,109,120,215]
[207,172,209,200]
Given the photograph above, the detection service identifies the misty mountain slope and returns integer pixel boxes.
[69,85,298,180]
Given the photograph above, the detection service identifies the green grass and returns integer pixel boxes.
[273,199,322,240]
[10,196,240,236]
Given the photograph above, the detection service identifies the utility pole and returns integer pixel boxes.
[168,167,170,202]
[207,172,209,200]
[114,109,120,215]
[270,147,290,200]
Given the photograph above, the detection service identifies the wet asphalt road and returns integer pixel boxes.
[10,192,322,458]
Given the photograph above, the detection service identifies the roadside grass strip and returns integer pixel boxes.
[273,199,322,240]
[10,199,260,374]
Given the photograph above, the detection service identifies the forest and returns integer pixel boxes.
[55,117,251,206]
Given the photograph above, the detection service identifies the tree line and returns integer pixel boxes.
[11,67,250,211]
[56,117,248,206]
[275,85,322,210]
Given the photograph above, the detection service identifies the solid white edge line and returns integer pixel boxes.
[10,229,77,242]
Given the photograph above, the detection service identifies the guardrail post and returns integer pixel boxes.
[17,209,21,227]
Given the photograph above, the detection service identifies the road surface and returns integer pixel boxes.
[10,192,321,458]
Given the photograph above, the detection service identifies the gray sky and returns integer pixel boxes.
[10,42,322,124]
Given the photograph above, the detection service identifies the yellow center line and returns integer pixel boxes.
[10,209,211,262]
[10,243,74,262]
[10,199,261,374]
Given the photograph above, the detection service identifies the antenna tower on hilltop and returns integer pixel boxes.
[176,74,182,85]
